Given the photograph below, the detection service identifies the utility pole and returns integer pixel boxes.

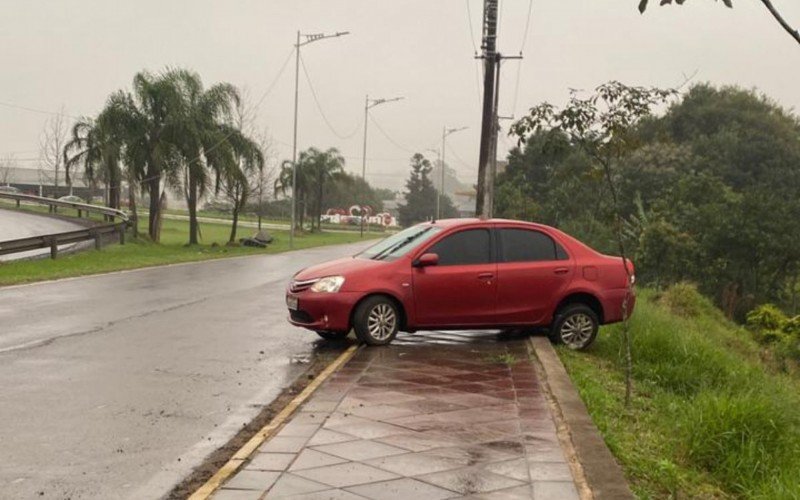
[290,30,349,249]
[475,0,521,218]
[439,126,468,219]
[360,95,403,237]
[475,0,498,218]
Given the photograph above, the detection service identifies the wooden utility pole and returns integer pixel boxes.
[475,0,498,217]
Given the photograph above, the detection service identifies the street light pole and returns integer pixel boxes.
[290,30,350,249]
[360,95,403,237]
[439,126,468,220]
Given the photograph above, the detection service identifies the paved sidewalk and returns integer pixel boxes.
[211,332,580,499]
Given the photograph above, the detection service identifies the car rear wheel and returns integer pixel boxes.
[315,331,348,341]
[353,296,399,346]
[550,304,598,350]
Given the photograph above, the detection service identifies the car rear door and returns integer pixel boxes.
[495,226,574,325]
[412,227,498,327]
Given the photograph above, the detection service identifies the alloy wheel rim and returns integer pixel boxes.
[560,313,594,349]
[367,304,397,341]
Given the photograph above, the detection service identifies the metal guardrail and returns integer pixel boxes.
[0,192,130,259]
[0,192,128,222]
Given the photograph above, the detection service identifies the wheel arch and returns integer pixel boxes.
[554,292,605,324]
[349,292,408,332]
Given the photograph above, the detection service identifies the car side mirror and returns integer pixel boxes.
[413,253,439,268]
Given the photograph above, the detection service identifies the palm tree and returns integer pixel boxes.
[219,128,265,243]
[306,148,345,231]
[63,116,123,210]
[275,154,312,231]
[102,72,184,242]
[164,69,265,245]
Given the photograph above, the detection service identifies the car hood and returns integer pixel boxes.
[293,256,388,281]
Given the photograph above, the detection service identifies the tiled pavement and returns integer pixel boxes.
[211,331,580,499]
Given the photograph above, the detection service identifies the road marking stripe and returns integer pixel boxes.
[188,343,359,500]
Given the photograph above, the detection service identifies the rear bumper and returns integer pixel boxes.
[285,291,361,332]
[601,288,636,324]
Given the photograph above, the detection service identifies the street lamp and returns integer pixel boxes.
[438,126,468,219]
[360,95,404,237]
[290,30,350,248]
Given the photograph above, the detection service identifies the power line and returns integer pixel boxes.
[367,113,416,154]
[520,0,534,54]
[299,53,361,140]
[464,0,479,54]
[0,101,81,120]
[446,143,476,172]
[253,46,297,110]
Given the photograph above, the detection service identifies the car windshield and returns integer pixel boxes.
[357,225,442,261]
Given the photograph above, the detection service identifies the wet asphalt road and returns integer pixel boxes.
[0,208,86,261]
[0,241,372,499]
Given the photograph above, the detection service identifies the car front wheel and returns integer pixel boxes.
[550,304,599,350]
[353,296,399,346]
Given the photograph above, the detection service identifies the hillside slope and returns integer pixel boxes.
[558,286,800,499]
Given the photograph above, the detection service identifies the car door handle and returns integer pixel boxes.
[554,267,570,275]
[478,272,494,279]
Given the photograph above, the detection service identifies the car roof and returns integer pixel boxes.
[423,218,551,230]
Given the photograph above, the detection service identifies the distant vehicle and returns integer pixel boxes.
[58,195,84,203]
[285,218,636,350]
[0,186,21,194]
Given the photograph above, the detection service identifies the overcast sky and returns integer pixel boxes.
[1,0,799,190]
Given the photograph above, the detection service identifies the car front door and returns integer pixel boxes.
[495,227,574,324]
[412,227,497,327]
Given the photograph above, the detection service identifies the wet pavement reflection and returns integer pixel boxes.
[213,331,580,499]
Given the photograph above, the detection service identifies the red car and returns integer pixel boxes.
[286,218,635,350]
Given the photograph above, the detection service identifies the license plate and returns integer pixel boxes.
[286,295,299,311]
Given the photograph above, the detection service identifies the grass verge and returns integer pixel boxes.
[558,287,800,499]
[0,213,382,287]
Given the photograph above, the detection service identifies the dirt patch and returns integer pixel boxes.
[165,341,351,500]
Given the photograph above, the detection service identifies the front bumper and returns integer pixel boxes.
[285,291,361,332]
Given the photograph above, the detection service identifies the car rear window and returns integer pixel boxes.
[427,229,491,266]
[499,228,568,262]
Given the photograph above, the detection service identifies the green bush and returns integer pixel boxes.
[746,304,787,340]
[783,316,800,338]
[658,282,719,318]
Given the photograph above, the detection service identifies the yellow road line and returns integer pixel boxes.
[188,344,360,500]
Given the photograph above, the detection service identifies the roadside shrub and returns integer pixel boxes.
[659,282,717,318]
[679,390,800,496]
[783,315,800,337]
[746,304,787,344]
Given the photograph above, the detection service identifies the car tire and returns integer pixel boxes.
[353,296,400,346]
[316,331,349,341]
[549,304,599,350]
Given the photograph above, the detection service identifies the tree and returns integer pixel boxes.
[219,93,274,241]
[305,148,345,232]
[512,81,676,406]
[102,71,184,242]
[323,173,385,215]
[39,108,70,196]
[638,0,800,46]
[63,115,124,209]
[275,153,311,231]
[398,153,458,227]
[274,147,345,232]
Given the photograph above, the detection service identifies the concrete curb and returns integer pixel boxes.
[188,344,360,500]
[530,336,635,500]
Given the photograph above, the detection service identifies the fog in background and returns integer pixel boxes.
[1,0,798,190]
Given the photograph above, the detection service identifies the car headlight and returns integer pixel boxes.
[310,276,345,293]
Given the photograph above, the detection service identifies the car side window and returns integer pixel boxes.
[426,229,491,266]
[500,228,568,262]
